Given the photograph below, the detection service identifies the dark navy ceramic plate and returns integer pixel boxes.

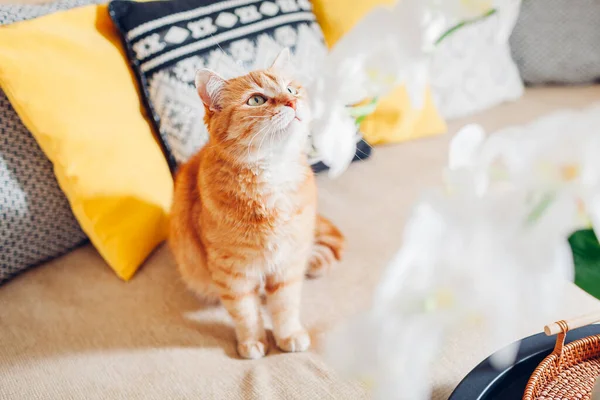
[449,325,600,399]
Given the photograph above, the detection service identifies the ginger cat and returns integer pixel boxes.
[169,49,345,359]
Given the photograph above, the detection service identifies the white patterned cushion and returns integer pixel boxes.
[430,1,525,120]
[109,0,371,172]
[0,0,105,284]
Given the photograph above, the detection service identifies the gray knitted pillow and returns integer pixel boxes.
[510,0,600,85]
[0,0,105,284]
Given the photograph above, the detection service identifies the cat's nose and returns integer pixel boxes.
[284,99,296,111]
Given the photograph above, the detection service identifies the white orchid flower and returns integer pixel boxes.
[309,0,508,177]
[310,101,358,178]
[425,0,496,46]
[309,0,436,175]
[327,185,575,400]
[325,106,600,399]
[446,106,600,236]
[429,0,494,20]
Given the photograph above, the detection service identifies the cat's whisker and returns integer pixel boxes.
[355,148,370,158]
[208,31,233,72]
[245,113,273,117]
[242,116,272,120]
[247,130,265,159]
[270,112,289,130]
[268,122,276,154]
[256,124,275,159]
[246,122,273,160]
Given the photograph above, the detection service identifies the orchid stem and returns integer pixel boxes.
[434,8,497,46]
[526,192,556,224]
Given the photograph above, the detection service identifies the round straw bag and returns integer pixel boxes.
[523,313,600,400]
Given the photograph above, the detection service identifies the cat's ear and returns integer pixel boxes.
[195,69,225,111]
[269,48,293,75]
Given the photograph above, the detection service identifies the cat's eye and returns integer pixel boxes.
[247,95,267,106]
[287,86,298,95]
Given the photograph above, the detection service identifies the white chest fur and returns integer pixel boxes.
[260,160,306,210]
[252,159,312,273]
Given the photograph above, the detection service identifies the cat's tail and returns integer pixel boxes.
[306,215,345,278]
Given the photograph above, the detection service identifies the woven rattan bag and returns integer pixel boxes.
[524,313,600,400]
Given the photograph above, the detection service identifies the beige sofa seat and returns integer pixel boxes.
[1,86,600,400]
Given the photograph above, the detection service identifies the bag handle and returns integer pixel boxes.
[545,312,600,336]
[544,312,600,360]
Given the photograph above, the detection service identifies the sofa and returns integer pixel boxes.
[2,84,600,399]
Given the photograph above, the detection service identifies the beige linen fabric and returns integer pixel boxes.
[1,86,600,399]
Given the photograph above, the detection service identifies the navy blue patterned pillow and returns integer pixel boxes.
[109,0,371,172]
[0,0,105,284]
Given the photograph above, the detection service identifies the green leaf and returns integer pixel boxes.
[570,229,600,300]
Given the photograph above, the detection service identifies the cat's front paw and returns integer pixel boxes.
[276,330,310,353]
[238,339,269,359]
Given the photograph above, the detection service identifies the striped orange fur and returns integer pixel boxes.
[169,49,344,359]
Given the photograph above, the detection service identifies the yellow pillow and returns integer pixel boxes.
[0,5,173,280]
[312,0,447,145]
[360,86,446,145]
